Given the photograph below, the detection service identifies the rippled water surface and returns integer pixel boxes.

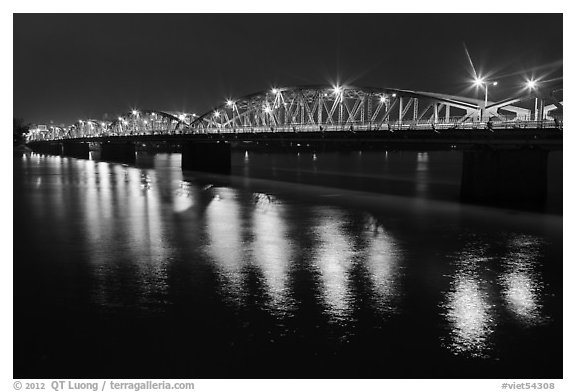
[13,151,562,378]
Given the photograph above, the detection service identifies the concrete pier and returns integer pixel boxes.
[460,148,549,209]
[182,142,231,174]
[100,143,136,164]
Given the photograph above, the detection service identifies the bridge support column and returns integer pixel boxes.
[62,142,90,159]
[100,142,136,164]
[460,148,548,209]
[182,141,231,174]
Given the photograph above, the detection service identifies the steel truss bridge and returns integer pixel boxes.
[28,85,563,142]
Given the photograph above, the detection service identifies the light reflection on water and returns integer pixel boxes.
[312,208,356,322]
[80,160,171,313]
[499,235,547,326]
[173,180,195,213]
[204,189,296,314]
[14,153,562,377]
[205,187,247,306]
[442,248,496,358]
[363,215,402,315]
[415,152,429,198]
[250,197,294,315]
[441,233,549,358]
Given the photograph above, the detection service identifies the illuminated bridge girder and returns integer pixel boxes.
[38,110,188,140]
[26,86,563,143]
[109,110,186,136]
[188,86,475,134]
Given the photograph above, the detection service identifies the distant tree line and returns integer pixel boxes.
[13,118,30,146]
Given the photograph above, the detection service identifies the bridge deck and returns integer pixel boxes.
[28,127,562,150]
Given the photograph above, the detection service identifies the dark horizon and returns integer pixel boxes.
[14,13,563,125]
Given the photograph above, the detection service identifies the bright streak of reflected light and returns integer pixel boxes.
[313,208,354,321]
[445,274,494,357]
[96,162,112,219]
[86,165,170,312]
[500,235,546,325]
[172,181,195,213]
[442,247,495,358]
[364,216,402,315]
[252,200,293,314]
[205,188,246,305]
[503,273,539,320]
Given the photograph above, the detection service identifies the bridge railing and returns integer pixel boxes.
[186,119,562,134]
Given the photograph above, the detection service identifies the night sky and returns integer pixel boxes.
[13,13,563,126]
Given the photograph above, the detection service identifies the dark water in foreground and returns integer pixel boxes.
[14,151,562,378]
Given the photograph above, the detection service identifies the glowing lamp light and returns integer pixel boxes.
[526,80,537,89]
[474,77,485,86]
[118,117,123,121]
[213,111,220,118]
[271,88,279,94]
[263,105,272,114]
[391,93,397,98]
[226,100,234,107]
[143,120,148,125]
[333,85,343,95]
[132,110,138,116]
[178,114,186,121]
[379,95,386,103]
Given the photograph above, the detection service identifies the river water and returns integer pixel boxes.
[13,150,562,378]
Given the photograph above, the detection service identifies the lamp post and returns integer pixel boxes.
[474,78,497,121]
[526,80,538,121]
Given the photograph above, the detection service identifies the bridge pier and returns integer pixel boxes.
[100,142,136,164]
[62,142,90,159]
[460,148,549,209]
[182,141,231,174]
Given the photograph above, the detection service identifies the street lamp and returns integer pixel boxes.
[474,77,498,120]
[526,80,539,120]
[526,79,537,90]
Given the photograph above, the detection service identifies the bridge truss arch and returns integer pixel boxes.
[108,109,187,136]
[187,85,480,134]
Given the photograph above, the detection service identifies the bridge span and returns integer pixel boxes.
[27,85,563,141]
